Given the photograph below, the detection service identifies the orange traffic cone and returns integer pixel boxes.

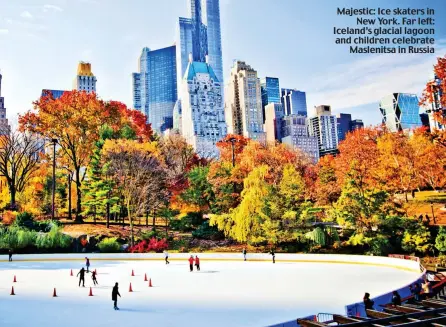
[70,269,73,276]
[88,287,93,296]
[129,283,133,292]
[131,269,134,277]
[10,286,15,295]
[13,275,16,283]
[149,278,153,287]
[144,273,148,282]
[53,288,57,297]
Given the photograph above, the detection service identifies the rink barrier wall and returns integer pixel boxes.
[0,253,422,273]
[344,254,425,318]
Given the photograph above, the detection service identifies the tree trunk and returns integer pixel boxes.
[405,192,408,202]
[106,202,110,228]
[75,168,83,223]
[127,198,134,246]
[68,174,72,220]
[9,186,16,209]
[152,210,156,228]
[165,216,168,237]
[145,212,148,227]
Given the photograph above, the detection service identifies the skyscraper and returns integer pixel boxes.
[41,89,66,99]
[261,77,280,123]
[309,105,338,157]
[336,113,352,142]
[0,73,10,135]
[350,119,364,131]
[73,62,97,92]
[281,89,307,116]
[379,93,422,132]
[282,115,319,162]
[132,46,177,133]
[264,103,284,144]
[225,60,265,142]
[180,56,227,158]
[176,0,223,88]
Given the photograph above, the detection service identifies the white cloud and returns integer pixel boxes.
[306,41,446,116]
[43,4,63,12]
[0,29,9,34]
[20,11,33,19]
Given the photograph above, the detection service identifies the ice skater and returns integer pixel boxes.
[91,270,98,285]
[8,249,13,262]
[363,292,375,314]
[269,249,275,264]
[85,257,90,272]
[189,255,194,272]
[242,248,247,261]
[195,255,200,271]
[112,282,121,310]
[164,250,170,264]
[77,267,86,287]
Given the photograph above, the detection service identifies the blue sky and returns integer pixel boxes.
[0,0,445,128]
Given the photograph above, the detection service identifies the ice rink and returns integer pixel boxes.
[0,254,420,327]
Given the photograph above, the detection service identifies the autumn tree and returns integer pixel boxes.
[103,139,167,245]
[313,155,340,205]
[19,91,152,222]
[0,131,41,208]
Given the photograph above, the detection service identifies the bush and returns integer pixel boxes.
[129,237,168,253]
[1,211,17,225]
[97,237,121,253]
[170,213,204,232]
[35,225,72,250]
[192,221,224,240]
[139,228,159,240]
[368,236,392,256]
[0,226,37,250]
[436,227,446,253]
[14,212,34,229]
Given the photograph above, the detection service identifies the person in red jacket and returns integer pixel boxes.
[188,255,194,272]
[195,255,200,271]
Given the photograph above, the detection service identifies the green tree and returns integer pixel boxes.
[402,221,432,255]
[435,227,446,253]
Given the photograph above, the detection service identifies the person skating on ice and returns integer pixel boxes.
[195,255,200,271]
[85,257,90,272]
[189,255,194,272]
[269,249,275,264]
[91,270,98,285]
[8,249,13,262]
[242,248,247,261]
[164,250,170,264]
[112,282,121,310]
[77,267,86,287]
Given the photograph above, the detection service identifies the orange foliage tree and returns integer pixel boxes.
[19,91,152,222]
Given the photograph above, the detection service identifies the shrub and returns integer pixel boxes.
[436,227,446,253]
[170,213,204,232]
[139,228,159,240]
[1,211,17,225]
[192,221,224,240]
[14,212,34,229]
[129,237,168,253]
[97,237,121,253]
[35,225,72,250]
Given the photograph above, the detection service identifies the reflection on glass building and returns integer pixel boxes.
[379,93,422,132]
[41,89,65,99]
[132,46,177,133]
[281,89,307,117]
[261,77,280,122]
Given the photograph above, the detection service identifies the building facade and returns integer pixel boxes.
[350,119,364,131]
[336,113,352,142]
[424,74,444,131]
[73,62,97,92]
[281,89,307,117]
[41,89,65,99]
[0,73,10,135]
[264,103,284,144]
[224,60,265,142]
[176,0,223,89]
[309,105,338,157]
[261,77,280,122]
[180,58,227,158]
[282,115,319,162]
[132,46,177,133]
[379,93,422,132]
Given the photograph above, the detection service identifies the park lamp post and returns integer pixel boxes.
[51,138,58,220]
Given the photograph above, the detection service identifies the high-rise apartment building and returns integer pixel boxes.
[0,73,10,135]
[41,89,65,99]
[180,57,227,158]
[261,77,280,123]
[132,46,177,133]
[281,89,307,117]
[336,113,352,142]
[350,119,364,131]
[264,103,284,144]
[176,0,223,88]
[309,105,338,157]
[424,74,444,131]
[282,115,319,162]
[73,62,97,92]
[379,93,422,132]
[225,61,265,142]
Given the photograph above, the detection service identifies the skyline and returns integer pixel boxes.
[1,0,446,130]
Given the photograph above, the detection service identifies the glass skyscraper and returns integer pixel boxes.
[281,89,308,117]
[261,77,281,122]
[133,46,177,133]
[176,0,223,87]
[379,93,422,132]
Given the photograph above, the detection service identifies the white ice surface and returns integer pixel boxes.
[0,257,419,327]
